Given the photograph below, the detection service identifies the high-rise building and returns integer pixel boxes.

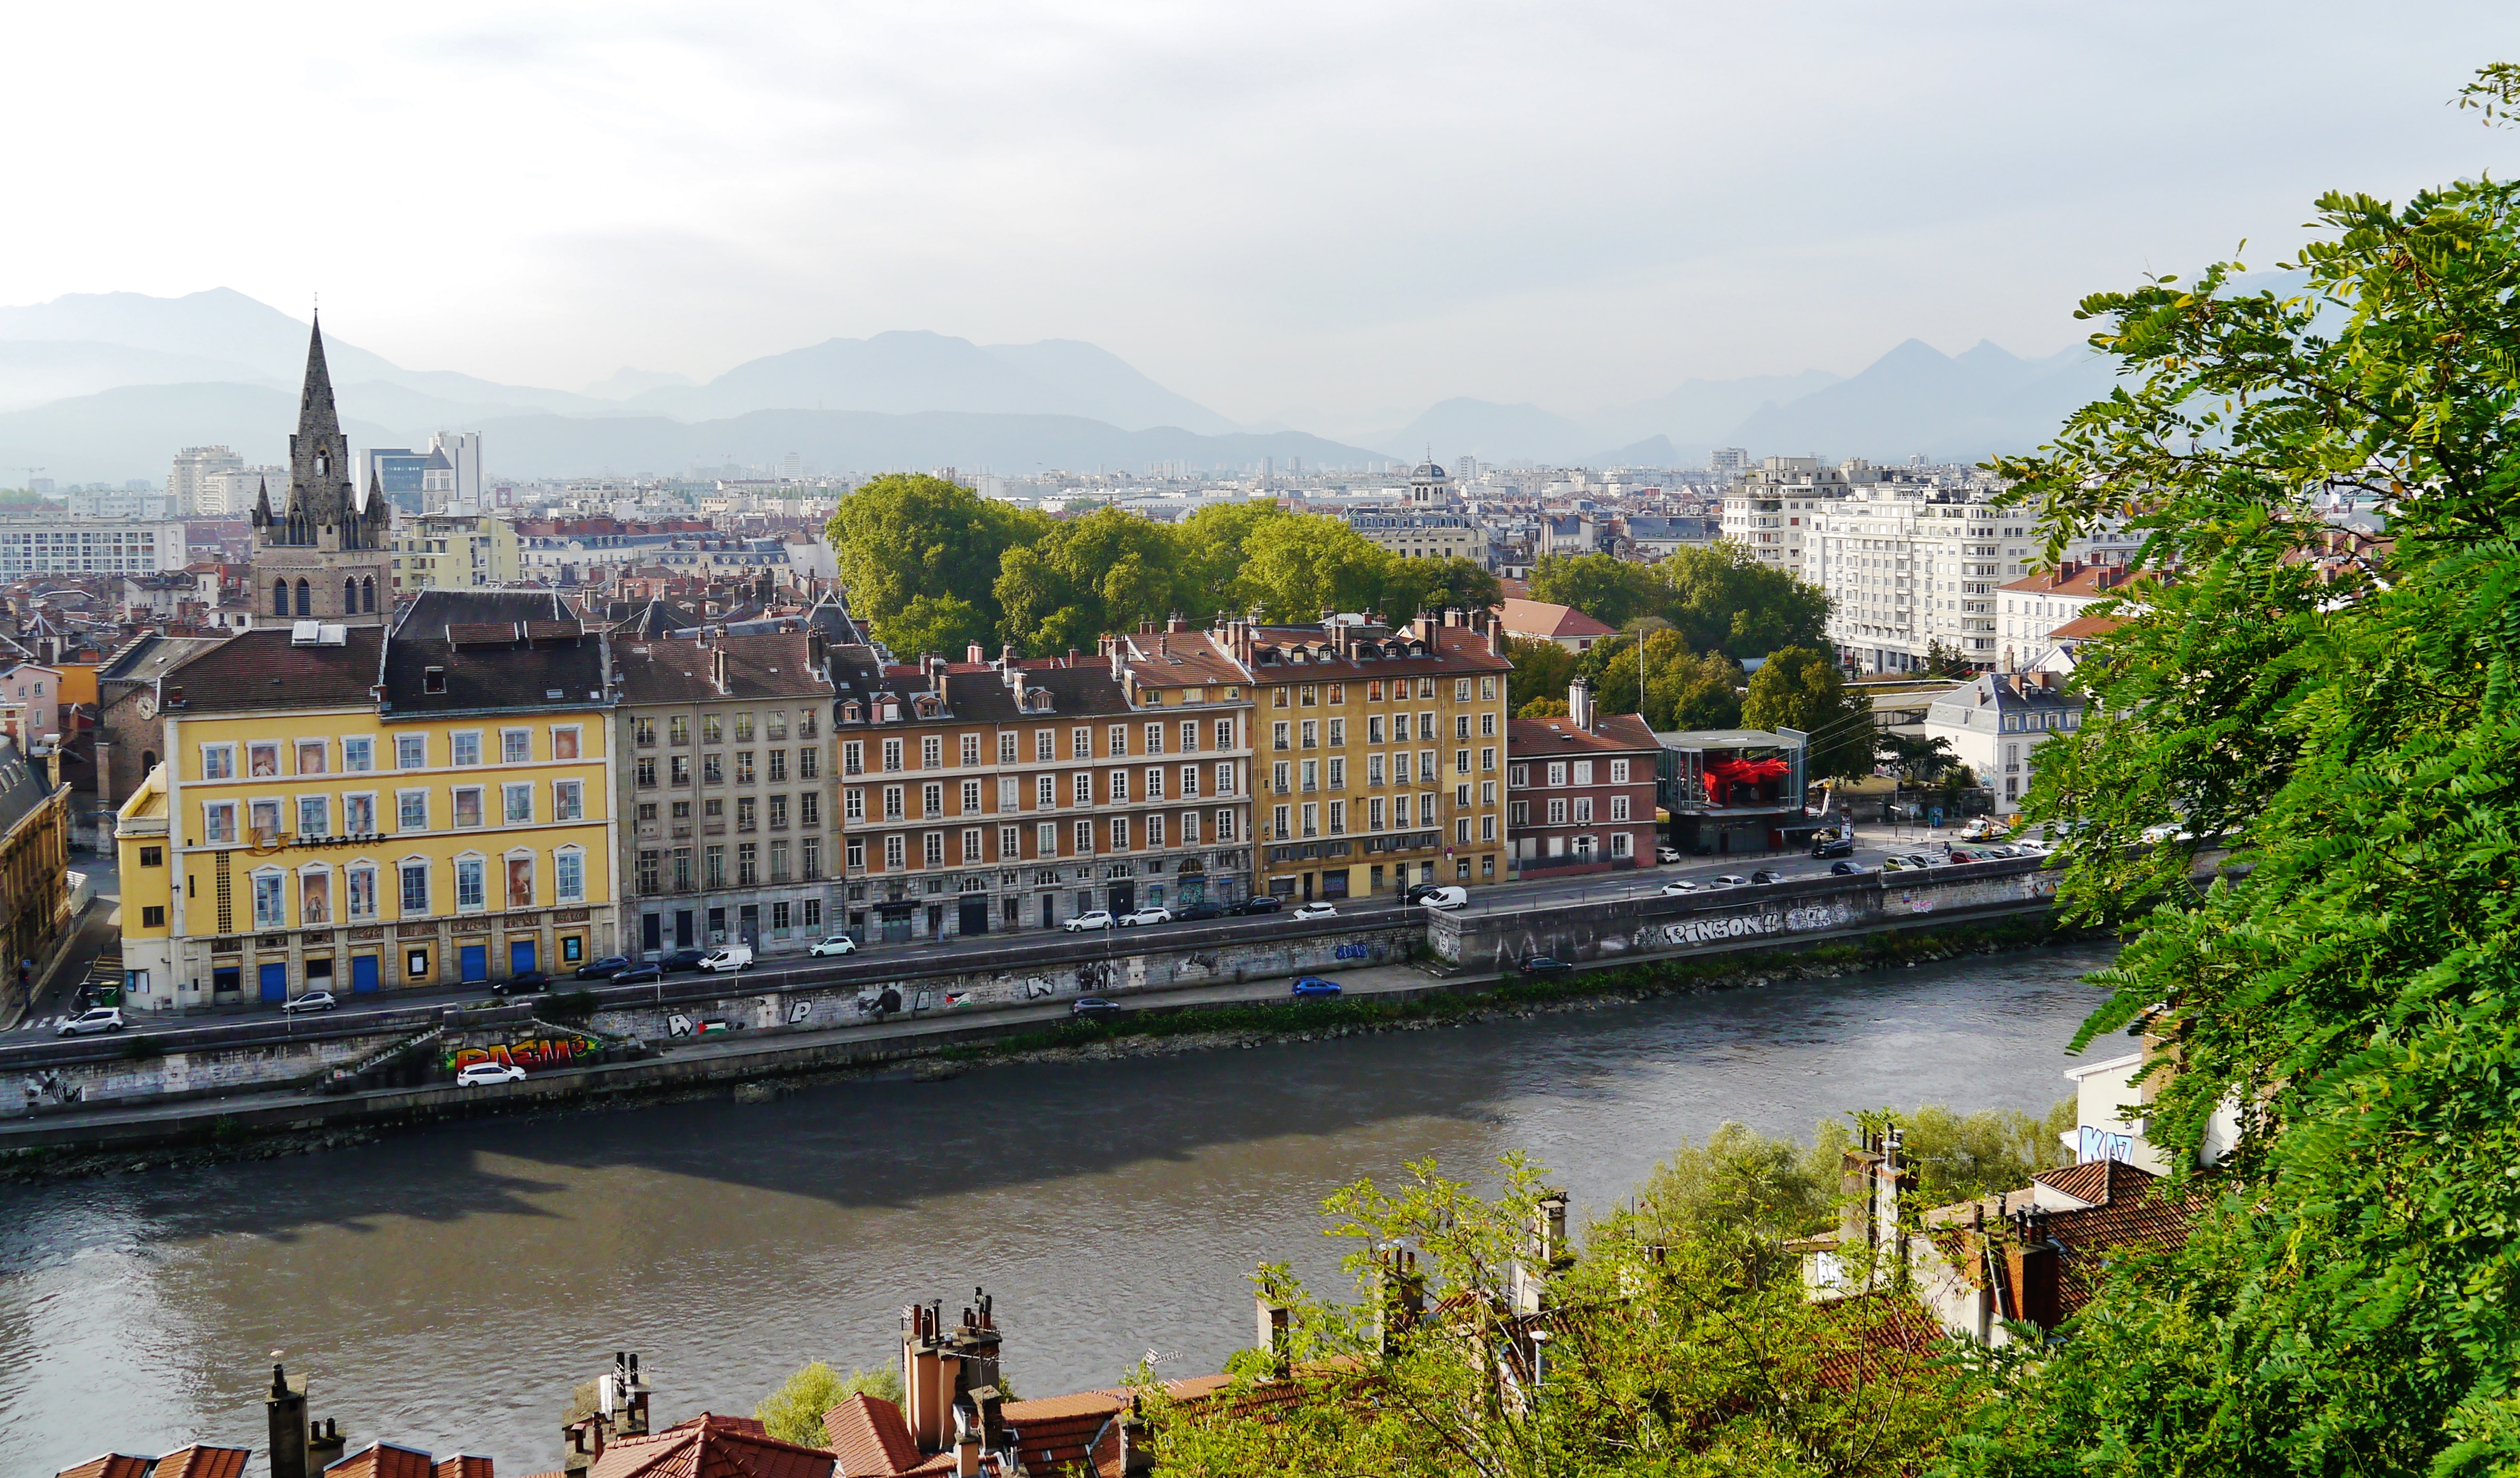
[197,465,288,517]
[249,316,393,625]
[167,446,242,516]
[1708,448,1750,479]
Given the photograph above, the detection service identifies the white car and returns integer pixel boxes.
[55,1006,123,1037]
[1417,886,1469,911]
[455,1061,527,1087]
[1711,874,1751,887]
[1292,901,1339,921]
[1118,906,1173,926]
[1064,910,1116,932]
[1659,879,1703,896]
[1656,847,1682,865]
[282,990,338,1013]
[808,934,858,957]
[698,944,754,973]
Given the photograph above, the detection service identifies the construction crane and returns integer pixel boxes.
[13,466,42,493]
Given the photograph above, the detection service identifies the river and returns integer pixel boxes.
[0,941,2116,1475]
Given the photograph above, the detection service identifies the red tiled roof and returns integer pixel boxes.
[823,1393,920,1476]
[1809,1293,1946,1390]
[590,1414,833,1478]
[1002,1389,1127,1474]
[2049,613,2122,641]
[56,1456,154,1478]
[154,1450,252,1478]
[2034,1158,2156,1206]
[325,1445,438,1478]
[1506,711,1659,756]
[1497,598,1615,640]
[1996,562,2136,598]
[433,1460,496,1478]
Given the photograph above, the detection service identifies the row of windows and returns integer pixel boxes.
[202,780,587,843]
[1269,791,1496,838]
[1265,676,1497,708]
[841,719,1238,775]
[1506,758,1636,788]
[842,765,1239,821]
[241,849,588,928]
[1271,712,1494,748]
[633,747,820,786]
[1508,795,1635,825]
[202,727,583,779]
[2003,710,2079,732]
[631,709,819,745]
[1269,750,1495,790]
[632,793,822,829]
[636,837,823,891]
[844,811,1239,872]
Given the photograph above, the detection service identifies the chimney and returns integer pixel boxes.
[2004,1217,2062,1330]
[1568,677,1594,733]
[808,629,829,677]
[953,1401,982,1478]
[711,645,729,696]
[307,1418,346,1472]
[266,1364,310,1478]
[1166,612,1187,634]
[967,641,986,665]
[1254,1275,1292,1377]
[1373,1245,1424,1354]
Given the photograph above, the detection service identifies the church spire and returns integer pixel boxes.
[299,311,341,442]
[287,314,353,527]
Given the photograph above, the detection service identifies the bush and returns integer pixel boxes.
[755,1361,903,1447]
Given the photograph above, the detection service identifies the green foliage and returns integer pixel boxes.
[1237,513,1391,622]
[1743,646,1874,779]
[1141,1154,1977,1477]
[1877,731,1959,784]
[1502,637,1578,713]
[1592,630,1747,731]
[1528,552,1663,628]
[1921,638,1977,678]
[1947,98,2520,1476]
[1379,555,1502,622]
[824,475,1049,640]
[755,1361,901,1447]
[992,506,1188,652]
[1656,541,1832,657]
[873,593,990,663]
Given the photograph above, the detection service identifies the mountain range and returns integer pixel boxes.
[0,288,2131,483]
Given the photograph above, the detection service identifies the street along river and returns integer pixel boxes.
[0,940,2117,1475]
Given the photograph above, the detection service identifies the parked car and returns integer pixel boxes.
[1233,896,1284,916]
[1656,846,1682,864]
[1417,886,1469,911]
[1712,874,1751,887]
[1071,997,1123,1018]
[1958,818,2004,841]
[1064,910,1117,932]
[1748,869,1783,885]
[1811,833,1856,858]
[1403,882,1445,905]
[808,933,858,957]
[699,945,754,973]
[614,962,664,985]
[575,956,632,980]
[282,990,338,1013]
[1660,878,1703,895]
[1881,855,1925,873]
[1519,956,1576,981]
[1175,900,1227,922]
[1291,976,1343,998]
[1292,901,1339,921]
[1828,860,1869,876]
[493,971,553,998]
[1118,906,1174,926]
[659,947,710,973]
[55,1006,123,1037]
[456,1062,527,1087]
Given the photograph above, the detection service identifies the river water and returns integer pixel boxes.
[0,942,2116,1475]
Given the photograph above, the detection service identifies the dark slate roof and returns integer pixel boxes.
[827,646,1131,725]
[614,632,832,705]
[158,628,384,714]
[604,597,699,638]
[0,739,57,838]
[379,622,609,720]
[395,588,578,637]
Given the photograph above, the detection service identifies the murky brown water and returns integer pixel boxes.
[0,942,2115,1475]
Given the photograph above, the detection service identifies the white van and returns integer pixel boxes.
[699,944,754,973]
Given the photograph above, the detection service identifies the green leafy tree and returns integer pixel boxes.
[825,475,1048,636]
[1592,629,1748,731]
[1515,695,1570,718]
[1379,555,1502,622]
[1949,73,2520,1476]
[1527,552,1662,628]
[989,506,1185,654]
[1921,638,1977,678]
[871,593,989,662]
[1502,636,1579,715]
[1876,731,1959,785]
[755,1361,902,1447]
[1238,515,1392,622]
[1656,542,1831,657]
[1742,646,1873,779]
[1175,500,1287,618]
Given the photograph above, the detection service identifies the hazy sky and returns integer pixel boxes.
[14,2,2518,424]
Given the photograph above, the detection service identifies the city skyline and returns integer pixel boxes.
[11,3,2513,427]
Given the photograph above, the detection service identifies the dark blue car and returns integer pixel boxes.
[614,962,664,985]
[1291,976,1343,998]
[575,956,631,980]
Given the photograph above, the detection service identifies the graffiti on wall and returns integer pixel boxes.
[447,1034,600,1073]
[1651,900,1858,950]
[1332,942,1373,961]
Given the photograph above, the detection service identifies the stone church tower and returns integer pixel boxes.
[251,316,393,625]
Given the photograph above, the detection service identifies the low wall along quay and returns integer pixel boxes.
[4,858,2064,1140]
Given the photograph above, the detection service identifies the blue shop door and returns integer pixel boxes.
[257,962,287,1002]
[509,939,537,976]
[459,945,489,983]
[351,955,380,993]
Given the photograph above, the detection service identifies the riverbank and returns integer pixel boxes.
[0,914,2096,1183]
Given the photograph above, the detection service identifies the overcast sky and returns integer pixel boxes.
[13,2,2518,425]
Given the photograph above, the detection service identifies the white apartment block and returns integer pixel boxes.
[167,446,242,515]
[0,518,188,577]
[1718,457,1851,571]
[68,488,180,520]
[198,466,289,517]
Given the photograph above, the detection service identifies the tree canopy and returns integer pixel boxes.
[1742,646,1874,779]
[1526,545,1830,661]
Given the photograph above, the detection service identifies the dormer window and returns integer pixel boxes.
[842,701,863,723]
[423,666,447,695]
[881,700,902,722]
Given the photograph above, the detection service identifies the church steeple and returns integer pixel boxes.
[252,312,392,627]
[287,314,353,529]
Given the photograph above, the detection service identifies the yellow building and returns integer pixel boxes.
[1217,609,1512,902]
[117,598,617,1010]
[392,509,522,591]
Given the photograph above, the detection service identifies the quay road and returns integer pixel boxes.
[2,827,1974,1053]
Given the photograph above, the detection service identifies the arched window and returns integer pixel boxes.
[345,577,358,613]
[273,578,289,615]
[361,576,376,613]
[141,750,157,776]
[296,579,311,617]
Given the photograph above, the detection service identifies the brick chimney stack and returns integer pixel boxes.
[266,1363,309,1478]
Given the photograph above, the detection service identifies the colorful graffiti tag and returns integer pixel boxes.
[446,1034,601,1073]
